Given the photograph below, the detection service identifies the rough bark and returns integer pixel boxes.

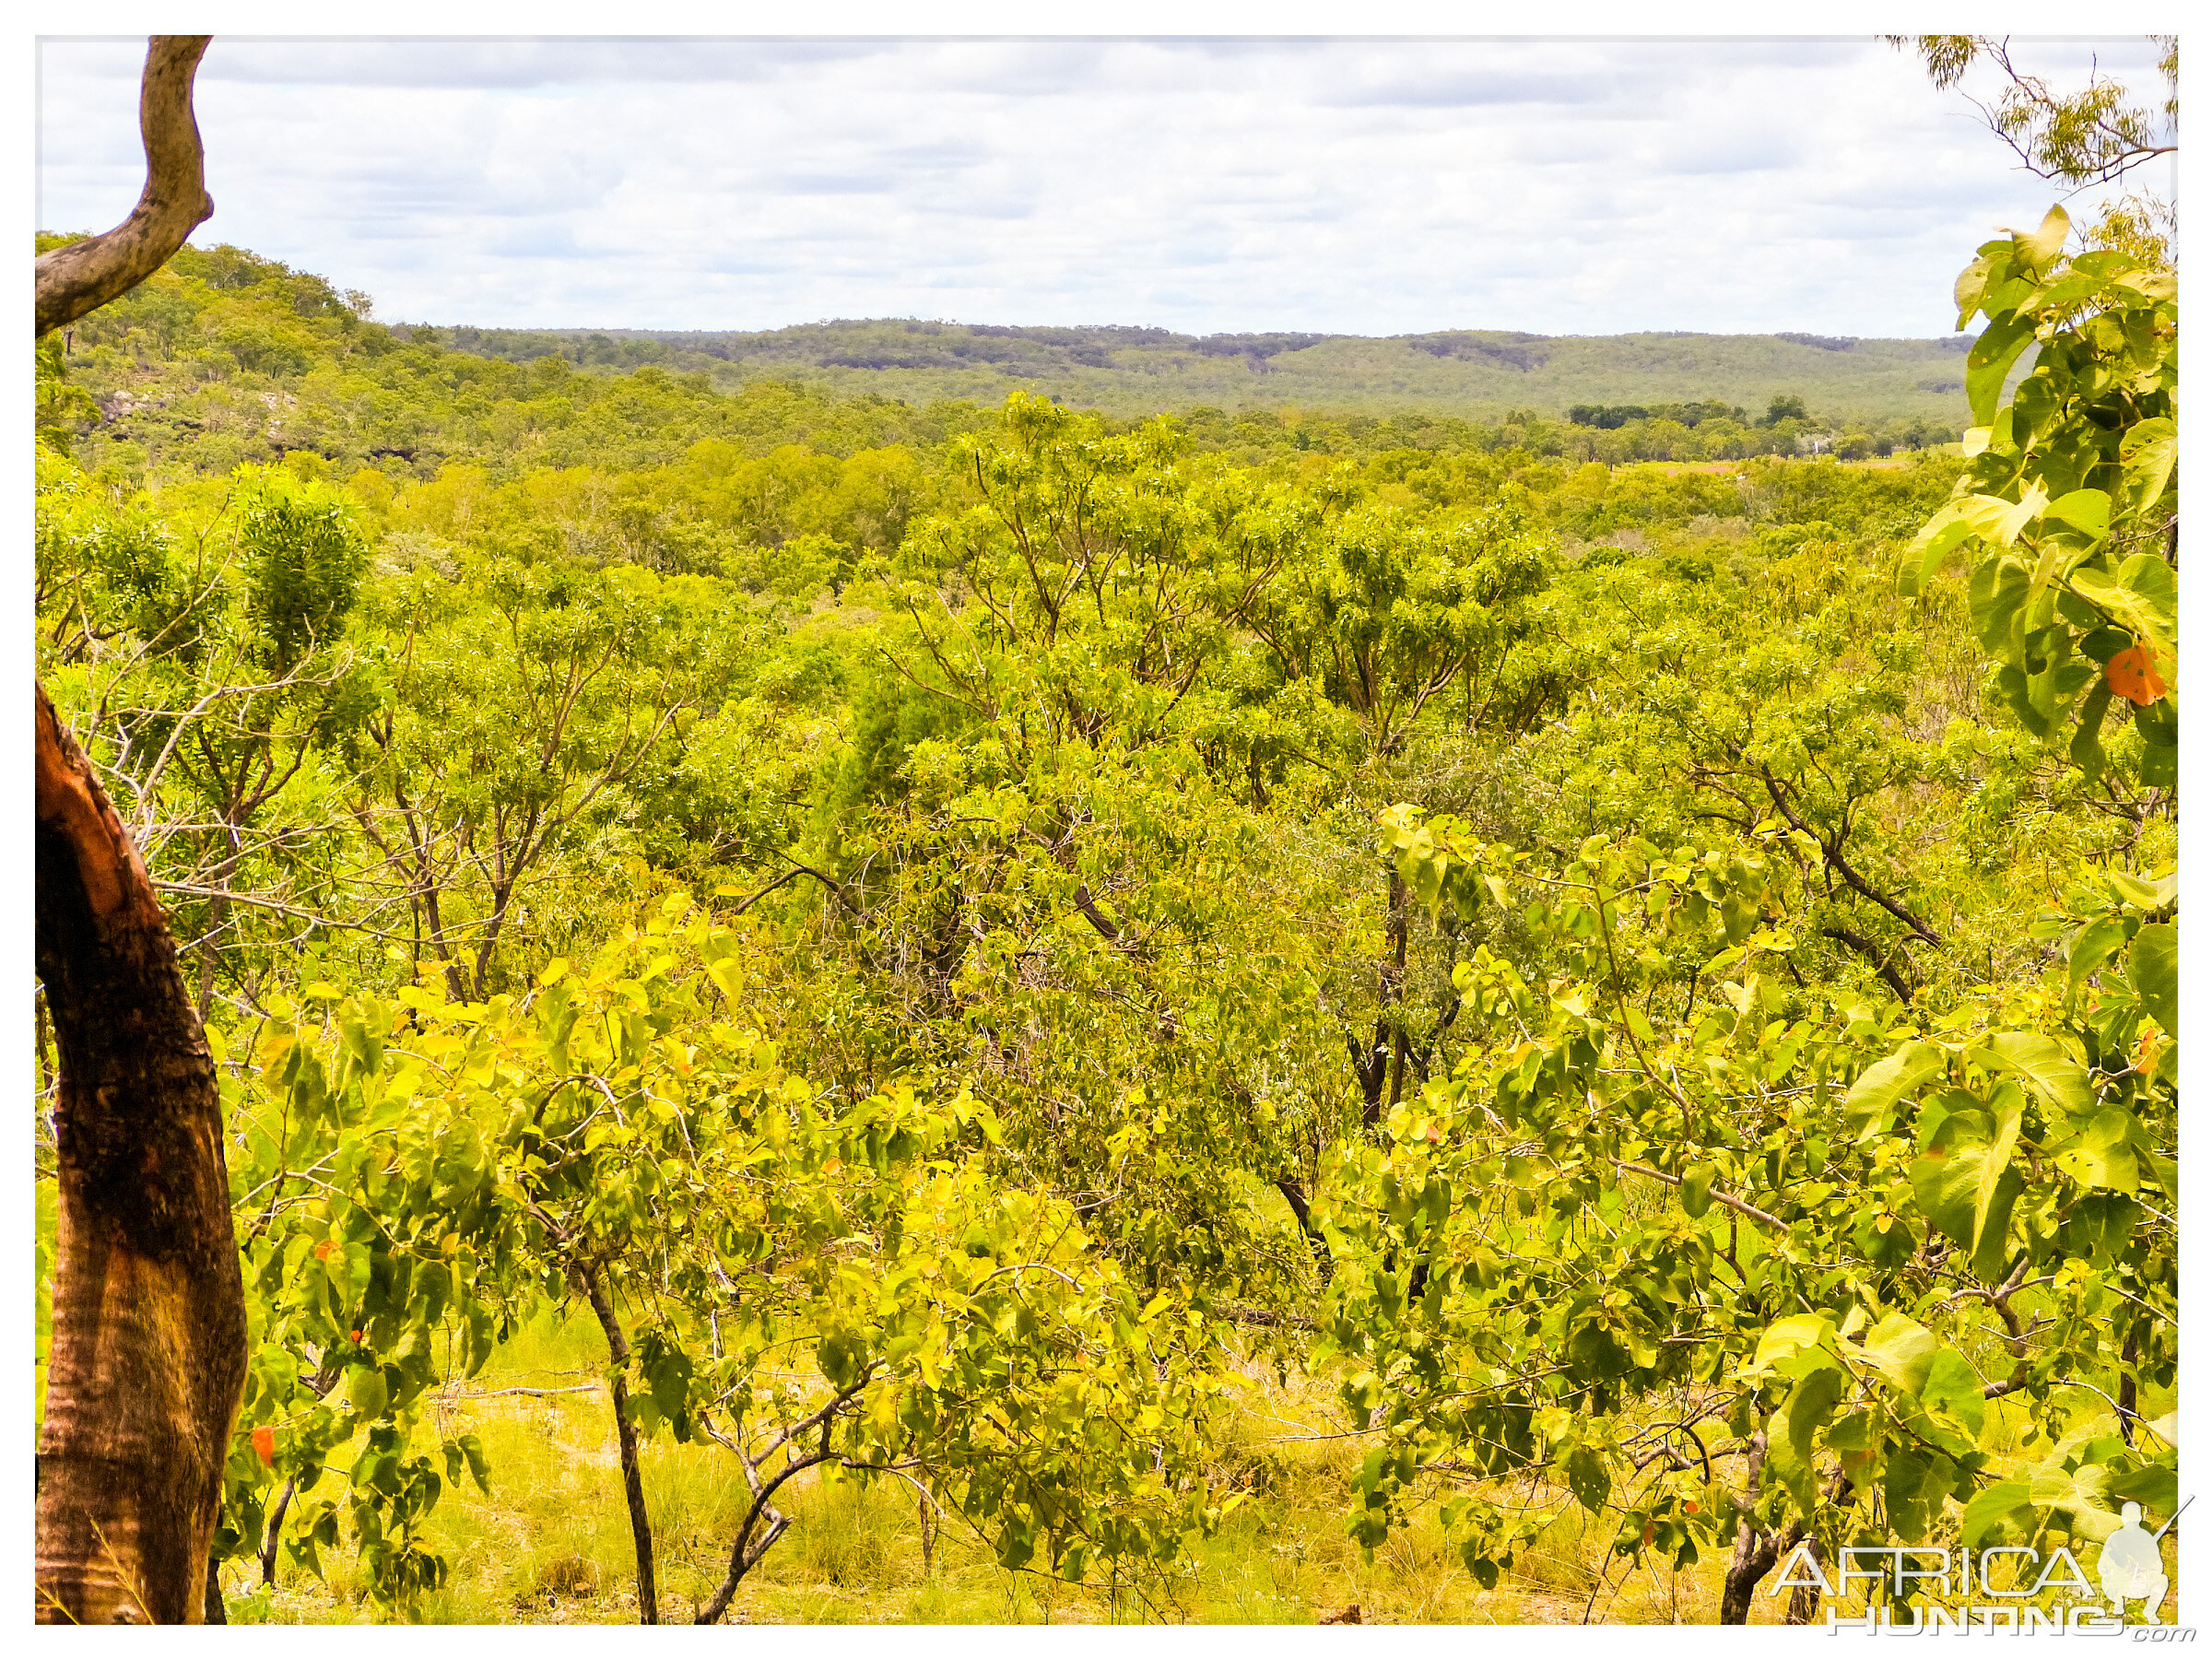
[35,682,249,1623]
[35,37,215,337]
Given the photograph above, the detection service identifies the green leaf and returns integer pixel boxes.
[2029,1463,2122,1543]
[2119,418,2178,514]
[1979,1033,2094,1117]
[1859,1312,1938,1395]
[458,1432,491,1494]
[2115,553,2178,641]
[1911,1124,1982,1250]
[1750,1312,1838,1380]
[1841,1041,1946,1143]
[1971,1084,2023,1268]
[2017,204,2070,272]
[346,1364,389,1423]
[2069,562,2173,650]
[1679,1162,1714,1220]
[2128,1115,2177,1201]
[2041,488,2112,541]
[1883,1447,1959,1544]
[2053,1108,2138,1193]
[1966,316,2039,427]
[1954,255,1995,327]
[1960,1480,2035,1547]
[2131,924,2177,1036]
[2068,679,2113,778]
[1900,509,1976,596]
[1767,1367,1845,1512]
[1968,556,2031,654]
[1566,1444,1610,1514]
[1923,1347,1987,1446]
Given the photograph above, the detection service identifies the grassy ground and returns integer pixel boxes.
[217,1311,2168,1627]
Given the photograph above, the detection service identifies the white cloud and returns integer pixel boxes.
[37,35,2171,336]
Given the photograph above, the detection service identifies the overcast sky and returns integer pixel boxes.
[35,35,2173,338]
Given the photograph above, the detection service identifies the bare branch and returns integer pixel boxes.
[37,38,215,336]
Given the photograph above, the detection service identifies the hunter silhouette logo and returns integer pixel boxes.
[1773,1497,2186,1632]
[2100,1503,2172,1626]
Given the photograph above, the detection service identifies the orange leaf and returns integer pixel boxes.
[2136,1027,2162,1076]
[312,1239,335,1261]
[253,1426,276,1466]
[2106,643,2169,707]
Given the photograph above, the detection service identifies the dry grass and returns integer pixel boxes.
[217,1311,2160,1628]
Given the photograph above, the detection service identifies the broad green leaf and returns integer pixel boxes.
[1859,1312,1938,1394]
[346,1363,389,1422]
[2107,1462,2180,1513]
[2131,924,2177,1036]
[2068,567,2168,648]
[1679,1162,1714,1220]
[1968,1083,2024,1275]
[2115,552,2178,640]
[1884,1446,1959,1543]
[1954,254,1995,326]
[2065,913,2127,1001]
[2017,204,2070,272]
[2120,418,2178,513]
[1566,1443,1610,1513]
[1750,1312,1837,1379]
[1768,1367,1845,1512]
[1960,1480,2035,1547]
[2029,1463,2121,1543]
[1923,1347,1987,1445]
[1979,1033,2094,1116]
[2068,679,2113,778]
[1966,316,2039,427]
[1900,509,1975,596]
[2053,1108,2138,1193]
[1911,1127,1982,1250]
[2109,870,2173,912]
[1841,1041,1946,1143]
[2041,488,2112,540]
[2128,1116,2178,1201]
[1969,556,2031,654]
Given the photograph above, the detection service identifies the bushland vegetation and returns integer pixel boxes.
[32,184,2176,1627]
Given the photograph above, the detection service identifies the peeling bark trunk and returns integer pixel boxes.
[35,683,248,1623]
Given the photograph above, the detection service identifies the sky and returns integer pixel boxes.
[34,33,2175,339]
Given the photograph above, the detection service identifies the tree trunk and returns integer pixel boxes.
[1720,1518,1794,1625]
[575,1260,658,1624]
[260,1475,297,1585]
[35,682,248,1623]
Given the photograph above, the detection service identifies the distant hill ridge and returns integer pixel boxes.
[416,317,1978,425]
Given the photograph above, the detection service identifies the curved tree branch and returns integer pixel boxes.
[36,35,214,337]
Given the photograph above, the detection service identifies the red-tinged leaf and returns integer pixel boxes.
[2106,643,2168,706]
[253,1425,276,1465]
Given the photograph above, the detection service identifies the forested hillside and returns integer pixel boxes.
[415,317,1979,428]
[36,240,1961,488]
[32,212,2176,1626]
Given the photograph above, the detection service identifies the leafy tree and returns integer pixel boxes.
[1895,36,2178,264]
